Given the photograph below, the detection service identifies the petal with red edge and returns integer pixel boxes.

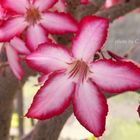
[10,37,30,54]
[34,0,58,11]
[25,71,75,120]
[25,25,48,51]
[73,81,108,137]
[0,17,27,42]
[26,43,72,73]
[5,44,24,80]
[41,12,78,34]
[91,59,140,93]
[2,0,29,14]
[72,16,109,62]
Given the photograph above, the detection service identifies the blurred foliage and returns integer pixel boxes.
[104,119,140,140]
[88,135,97,140]
[11,113,18,128]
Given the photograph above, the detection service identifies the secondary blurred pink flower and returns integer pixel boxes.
[25,16,140,137]
[0,0,78,51]
[105,0,140,13]
[105,0,121,8]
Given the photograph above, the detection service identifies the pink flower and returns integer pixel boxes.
[0,0,78,51]
[105,0,121,8]
[25,16,140,137]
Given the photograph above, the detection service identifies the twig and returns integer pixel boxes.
[96,0,140,22]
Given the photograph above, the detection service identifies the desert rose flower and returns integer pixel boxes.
[0,0,78,51]
[25,16,140,137]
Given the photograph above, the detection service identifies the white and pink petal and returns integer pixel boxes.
[0,17,27,42]
[26,43,72,73]
[25,71,75,120]
[2,0,29,14]
[91,59,140,93]
[10,37,30,54]
[40,12,78,34]
[72,16,109,63]
[33,0,58,12]
[25,25,48,51]
[73,81,108,137]
[5,43,24,80]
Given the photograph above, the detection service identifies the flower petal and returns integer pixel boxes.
[72,16,109,62]
[91,59,140,93]
[10,37,30,54]
[73,81,108,137]
[25,71,75,120]
[25,25,48,51]
[40,12,78,34]
[5,44,24,80]
[34,0,58,11]
[26,43,72,73]
[0,17,27,42]
[2,0,29,14]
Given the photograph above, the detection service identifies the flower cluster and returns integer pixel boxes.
[0,0,140,137]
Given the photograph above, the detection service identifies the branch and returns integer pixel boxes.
[96,0,140,22]
[65,0,105,20]
[76,0,105,19]
[0,62,36,140]
[22,105,73,140]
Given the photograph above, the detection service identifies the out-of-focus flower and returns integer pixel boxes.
[0,0,78,51]
[25,16,140,137]
[105,0,121,8]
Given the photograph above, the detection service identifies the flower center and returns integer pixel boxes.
[68,60,90,82]
[25,7,41,25]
